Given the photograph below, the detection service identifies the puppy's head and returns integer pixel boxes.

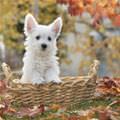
[24,14,62,55]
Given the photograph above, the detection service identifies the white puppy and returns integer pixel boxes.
[20,14,63,84]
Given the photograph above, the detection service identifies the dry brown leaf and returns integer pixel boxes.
[49,104,62,111]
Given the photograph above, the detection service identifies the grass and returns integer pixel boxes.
[2,97,119,120]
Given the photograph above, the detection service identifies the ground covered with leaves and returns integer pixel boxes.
[0,76,120,120]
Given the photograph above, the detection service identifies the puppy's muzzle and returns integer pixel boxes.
[41,44,47,50]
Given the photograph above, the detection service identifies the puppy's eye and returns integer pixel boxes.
[36,35,40,40]
[48,36,52,41]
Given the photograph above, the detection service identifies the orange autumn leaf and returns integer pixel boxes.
[0,80,7,94]
[68,0,78,5]
[57,0,119,27]
[57,0,69,4]
[46,114,58,119]
[113,15,120,27]
[97,0,108,7]
[85,0,94,4]
[110,0,118,7]
[86,5,94,15]
[7,107,16,113]
[97,77,120,96]
[114,87,120,92]
[50,104,62,111]
[60,114,69,120]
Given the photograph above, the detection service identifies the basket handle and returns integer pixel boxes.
[1,63,13,82]
[88,60,100,77]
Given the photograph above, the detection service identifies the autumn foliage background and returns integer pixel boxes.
[0,0,120,120]
[0,0,120,76]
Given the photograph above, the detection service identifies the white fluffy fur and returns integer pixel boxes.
[20,13,62,84]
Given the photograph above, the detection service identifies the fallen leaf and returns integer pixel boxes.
[96,77,120,96]
[50,104,62,111]
[16,104,45,118]
[0,80,6,94]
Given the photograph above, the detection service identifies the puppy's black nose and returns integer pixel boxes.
[41,44,47,50]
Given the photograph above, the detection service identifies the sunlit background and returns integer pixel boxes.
[0,0,120,77]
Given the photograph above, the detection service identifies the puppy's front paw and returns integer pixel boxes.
[32,78,45,85]
[20,78,30,84]
[53,77,62,84]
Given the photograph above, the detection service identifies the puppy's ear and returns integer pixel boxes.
[50,17,63,38]
[24,13,38,35]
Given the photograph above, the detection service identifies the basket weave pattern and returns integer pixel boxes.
[2,60,99,106]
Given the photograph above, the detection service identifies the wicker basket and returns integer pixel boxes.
[1,60,100,107]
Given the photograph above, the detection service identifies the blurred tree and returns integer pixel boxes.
[57,0,120,27]
[57,0,120,40]
[57,0,120,76]
[0,0,75,68]
[0,0,74,51]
